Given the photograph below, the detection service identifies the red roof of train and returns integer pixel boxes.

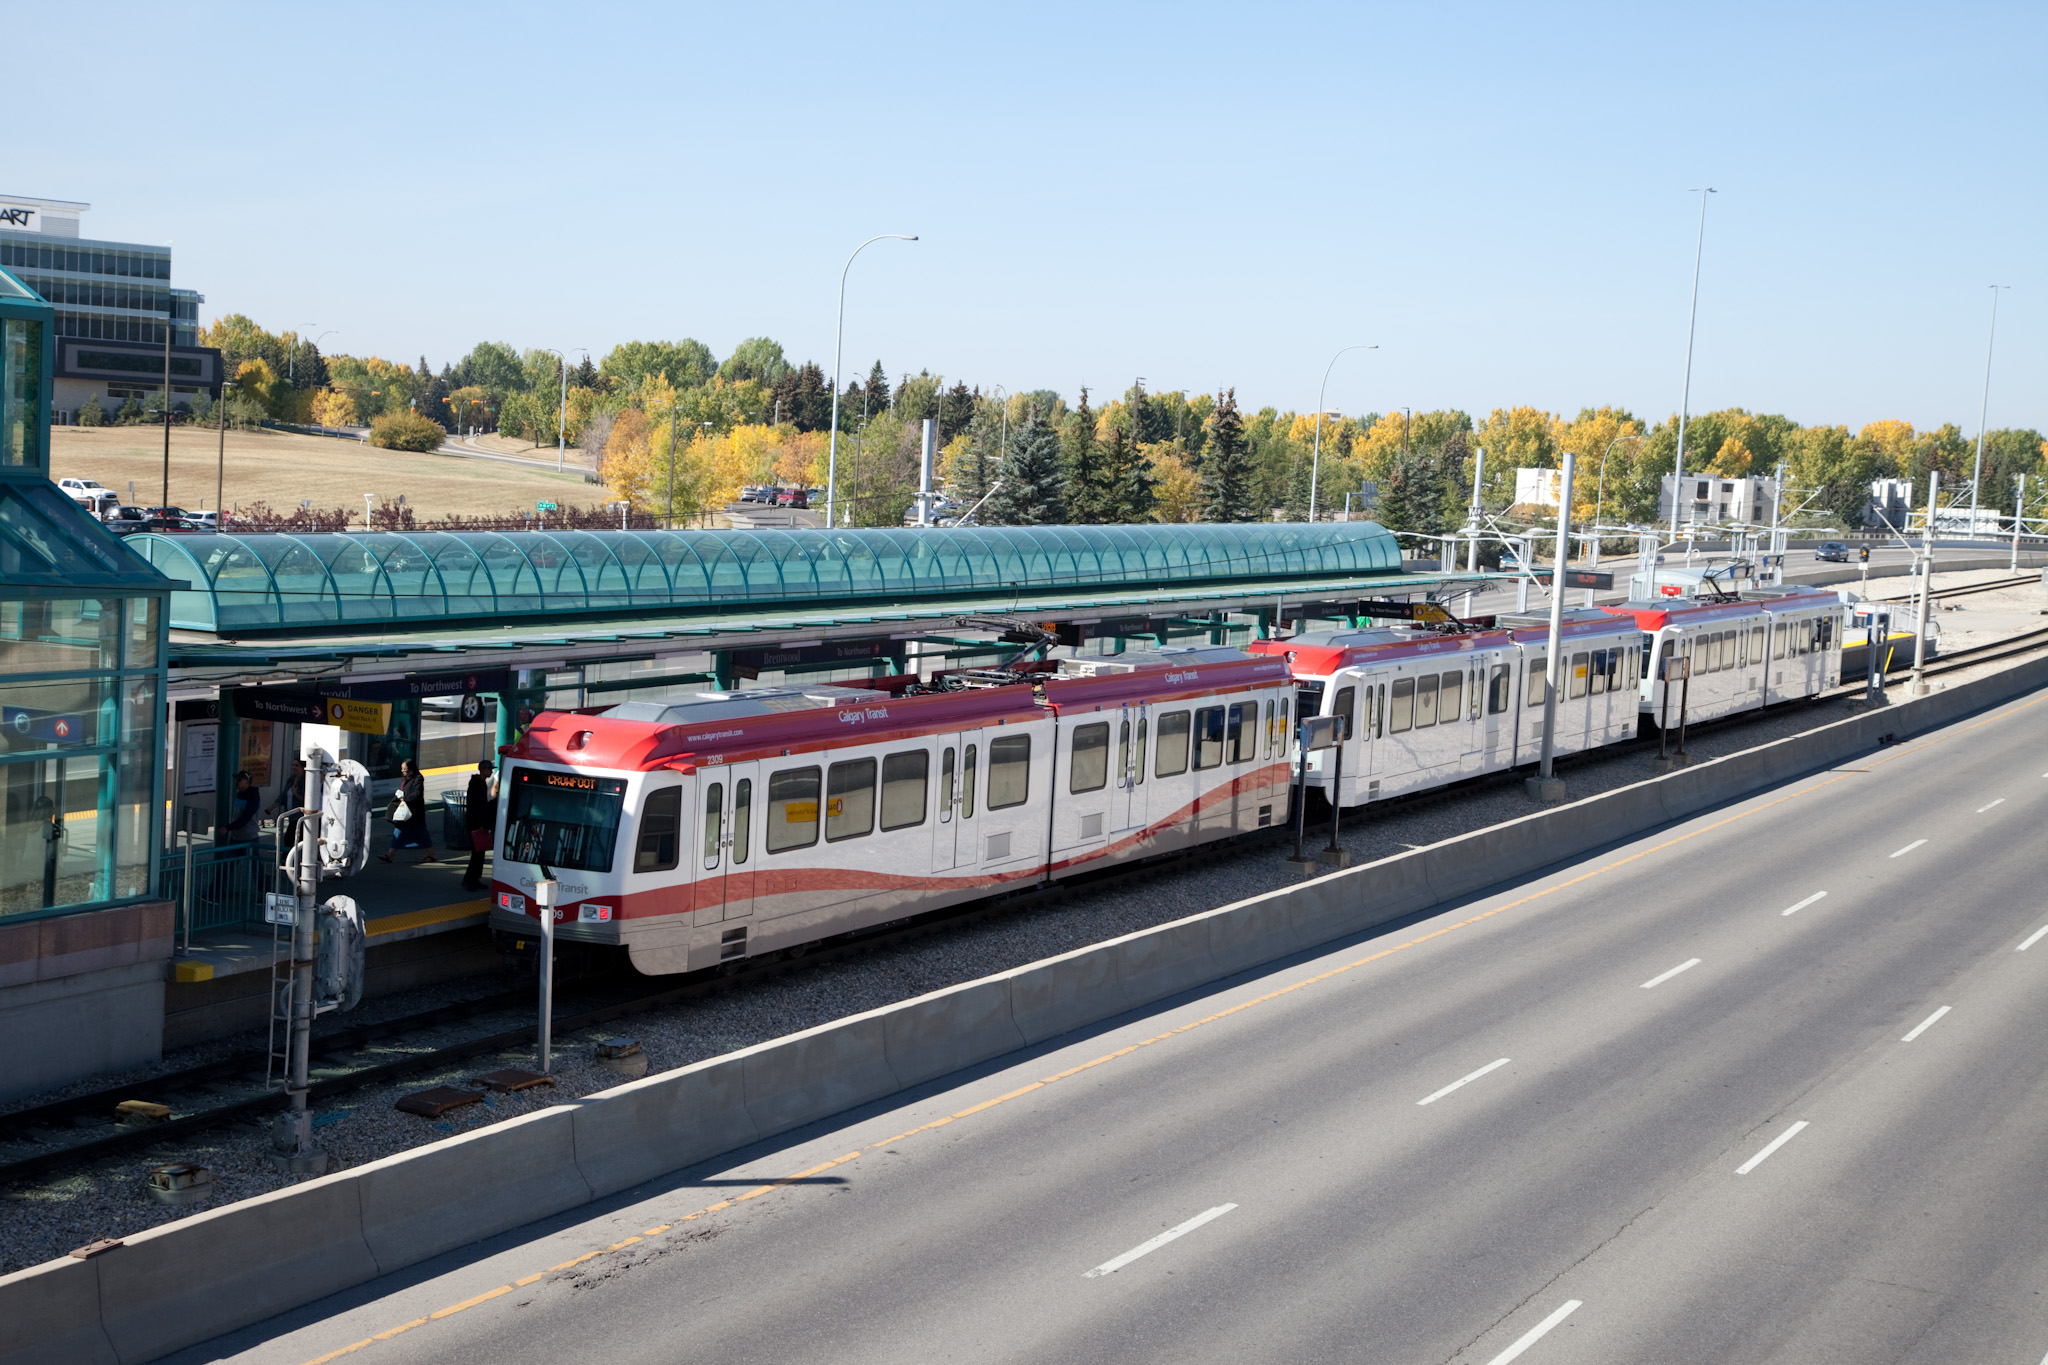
[1253,615,1637,677]
[504,651,1291,772]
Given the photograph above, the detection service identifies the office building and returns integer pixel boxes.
[0,194,222,420]
[1659,473,1779,527]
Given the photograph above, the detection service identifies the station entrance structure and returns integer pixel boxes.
[131,521,1493,1041]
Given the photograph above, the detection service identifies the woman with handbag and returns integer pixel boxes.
[378,758,436,864]
[460,759,497,891]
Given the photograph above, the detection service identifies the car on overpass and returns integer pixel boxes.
[1814,541,1850,562]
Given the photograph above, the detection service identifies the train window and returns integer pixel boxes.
[1414,673,1439,727]
[1135,717,1148,784]
[1488,664,1511,714]
[733,780,751,865]
[1275,698,1289,754]
[766,766,821,853]
[1332,685,1356,740]
[1526,657,1547,708]
[701,782,723,870]
[827,759,876,841]
[1390,677,1415,733]
[1713,633,1727,672]
[1751,626,1764,661]
[1589,650,1607,695]
[1772,624,1786,659]
[504,767,626,873]
[1119,720,1131,781]
[1377,684,1387,738]
[1070,723,1111,793]
[987,735,1031,809]
[1192,706,1226,770]
[1440,669,1464,719]
[1227,702,1257,763]
[963,744,977,818]
[881,751,929,831]
[1737,629,1748,668]
[939,748,955,823]
[1608,650,1623,691]
[1260,701,1273,758]
[636,785,681,874]
[1569,652,1589,699]
[1155,711,1190,776]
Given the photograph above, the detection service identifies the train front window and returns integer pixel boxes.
[1331,685,1356,740]
[504,767,626,874]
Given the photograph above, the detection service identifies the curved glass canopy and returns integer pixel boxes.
[130,522,1403,634]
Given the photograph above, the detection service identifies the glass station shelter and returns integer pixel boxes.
[0,262,172,924]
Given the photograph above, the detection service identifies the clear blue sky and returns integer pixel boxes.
[16,1,2042,433]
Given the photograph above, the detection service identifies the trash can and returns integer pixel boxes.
[439,792,467,850]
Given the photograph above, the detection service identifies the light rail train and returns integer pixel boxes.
[489,584,1845,974]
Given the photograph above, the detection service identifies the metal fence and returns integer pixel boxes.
[158,840,271,933]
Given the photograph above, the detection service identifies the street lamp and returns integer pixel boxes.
[1669,188,1716,539]
[1307,345,1376,522]
[826,234,918,529]
[1968,285,2011,537]
[538,347,586,472]
[1589,432,1643,563]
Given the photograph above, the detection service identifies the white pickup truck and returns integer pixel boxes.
[57,477,120,513]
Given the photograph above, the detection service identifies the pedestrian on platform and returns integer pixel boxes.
[378,758,436,864]
[461,759,497,891]
[223,772,260,843]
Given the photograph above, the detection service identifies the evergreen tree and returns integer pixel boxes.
[571,354,599,389]
[956,398,1005,516]
[293,342,329,391]
[938,381,974,443]
[863,360,888,417]
[1377,441,1454,541]
[1201,388,1261,522]
[1097,424,1156,523]
[1060,388,1106,522]
[986,406,1065,525]
[418,366,452,428]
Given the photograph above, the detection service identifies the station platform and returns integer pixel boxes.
[162,836,504,1050]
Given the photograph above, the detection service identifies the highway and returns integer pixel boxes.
[186,686,2048,1365]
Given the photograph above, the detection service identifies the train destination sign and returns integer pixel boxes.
[1529,569,1616,589]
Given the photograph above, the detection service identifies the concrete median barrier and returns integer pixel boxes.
[1113,916,1222,1009]
[1005,938,1133,1044]
[357,1107,592,1272]
[573,1055,758,1199]
[95,1169,376,1364]
[0,1255,115,1365]
[741,1012,899,1137]
[882,977,1026,1091]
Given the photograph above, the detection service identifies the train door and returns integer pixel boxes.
[1482,653,1513,767]
[1053,713,1116,864]
[1110,703,1147,839]
[976,720,1047,877]
[930,731,979,873]
[696,762,759,924]
[1458,657,1485,772]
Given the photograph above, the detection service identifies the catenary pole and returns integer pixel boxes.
[1530,451,1576,796]
[1669,188,1715,538]
[1912,470,1938,695]
[826,234,917,528]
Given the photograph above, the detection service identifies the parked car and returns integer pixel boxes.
[739,486,771,503]
[188,510,220,531]
[773,487,810,508]
[58,478,119,512]
[1815,541,1849,563]
[144,506,200,532]
[102,506,151,536]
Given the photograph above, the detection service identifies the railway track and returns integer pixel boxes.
[7,614,2045,1189]
[1868,571,2039,605]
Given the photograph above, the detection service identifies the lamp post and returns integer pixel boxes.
[1968,285,2010,536]
[1669,188,1716,539]
[1307,345,1377,523]
[215,378,235,522]
[1589,432,1642,564]
[540,347,585,473]
[826,234,917,529]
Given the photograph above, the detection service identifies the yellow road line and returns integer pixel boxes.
[299,692,2040,1365]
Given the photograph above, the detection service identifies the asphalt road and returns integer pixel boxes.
[184,685,2048,1365]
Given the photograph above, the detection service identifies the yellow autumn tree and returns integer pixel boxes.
[600,407,655,506]
[1472,406,1564,470]
[1557,407,1644,520]
[310,388,358,427]
[1351,412,1410,484]
[1708,435,1754,477]
[1147,448,1204,523]
[1856,419,1916,463]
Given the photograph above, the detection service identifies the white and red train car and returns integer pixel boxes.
[487,646,1293,974]
[1253,582,1847,808]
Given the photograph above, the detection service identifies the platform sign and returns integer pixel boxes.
[1300,715,1344,752]
[324,698,394,735]
[3,707,86,745]
[1530,569,1615,589]
[1355,599,1454,623]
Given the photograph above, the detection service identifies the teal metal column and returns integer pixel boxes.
[711,651,739,690]
[213,692,239,837]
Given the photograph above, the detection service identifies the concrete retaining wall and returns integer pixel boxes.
[6,658,2043,1364]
